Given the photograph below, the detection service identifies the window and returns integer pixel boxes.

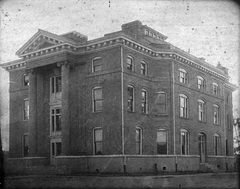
[51,76,61,94]
[155,92,167,114]
[22,134,29,157]
[145,29,149,35]
[197,76,205,90]
[94,128,103,155]
[198,99,206,122]
[127,86,134,112]
[226,93,229,103]
[214,134,221,156]
[51,107,61,132]
[141,89,147,113]
[51,141,62,157]
[179,69,188,84]
[179,94,188,118]
[136,127,142,154]
[157,130,167,154]
[93,87,102,112]
[227,113,230,129]
[141,61,147,76]
[92,57,102,72]
[213,104,220,124]
[23,74,29,86]
[23,99,29,120]
[180,129,189,155]
[127,56,134,71]
[212,83,219,95]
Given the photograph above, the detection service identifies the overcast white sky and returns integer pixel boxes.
[0,0,239,151]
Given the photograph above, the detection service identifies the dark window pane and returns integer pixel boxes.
[95,142,103,155]
[56,142,62,156]
[56,77,62,93]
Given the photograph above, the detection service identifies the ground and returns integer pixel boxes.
[3,172,239,189]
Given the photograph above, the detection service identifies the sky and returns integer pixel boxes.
[0,0,239,151]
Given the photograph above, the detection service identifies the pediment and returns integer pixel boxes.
[16,29,66,57]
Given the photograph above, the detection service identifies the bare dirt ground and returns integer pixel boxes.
[3,172,239,189]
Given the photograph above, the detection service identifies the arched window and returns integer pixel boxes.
[93,128,103,155]
[155,91,167,114]
[127,85,134,112]
[180,129,189,155]
[23,98,29,120]
[212,83,219,95]
[214,134,221,156]
[197,76,205,90]
[213,104,220,124]
[140,61,147,76]
[127,56,134,71]
[22,133,29,157]
[141,89,148,113]
[136,127,143,154]
[198,99,206,122]
[179,94,188,118]
[23,74,29,86]
[157,129,168,154]
[92,57,102,72]
[92,86,103,112]
[178,69,188,84]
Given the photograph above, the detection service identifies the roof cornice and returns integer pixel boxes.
[1,34,231,81]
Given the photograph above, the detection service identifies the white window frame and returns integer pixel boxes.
[179,69,188,84]
[197,76,205,90]
[213,104,220,124]
[50,106,62,135]
[214,134,221,156]
[92,86,103,112]
[179,94,188,118]
[92,57,102,73]
[180,129,189,155]
[127,56,134,71]
[198,99,206,122]
[136,127,143,154]
[127,85,134,112]
[23,98,29,121]
[141,89,148,114]
[141,61,147,76]
[212,83,219,95]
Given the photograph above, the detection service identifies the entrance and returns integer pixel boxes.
[198,133,206,163]
[50,138,62,165]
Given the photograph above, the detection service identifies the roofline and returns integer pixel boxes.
[2,33,230,80]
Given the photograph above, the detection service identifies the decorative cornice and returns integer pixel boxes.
[1,35,230,81]
[224,83,238,91]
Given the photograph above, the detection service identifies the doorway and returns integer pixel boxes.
[198,133,206,163]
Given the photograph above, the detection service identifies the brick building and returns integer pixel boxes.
[2,20,237,173]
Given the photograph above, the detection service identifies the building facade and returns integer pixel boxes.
[2,20,237,172]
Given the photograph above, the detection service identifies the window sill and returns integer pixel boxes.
[198,120,207,123]
[179,117,189,120]
[154,114,168,117]
[213,123,221,126]
[92,111,102,114]
[141,113,149,116]
[127,110,135,113]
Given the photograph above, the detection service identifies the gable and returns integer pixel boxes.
[16,29,66,57]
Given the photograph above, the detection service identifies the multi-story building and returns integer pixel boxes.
[2,20,237,173]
